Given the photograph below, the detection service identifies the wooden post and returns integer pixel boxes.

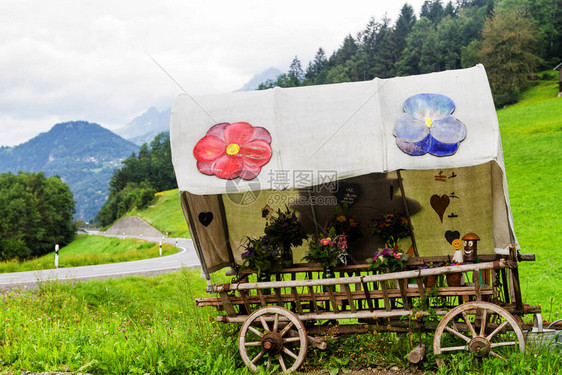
[408,343,426,364]
[509,245,524,312]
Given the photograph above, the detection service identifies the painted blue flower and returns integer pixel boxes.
[393,93,466,156]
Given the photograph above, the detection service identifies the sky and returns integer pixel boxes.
[0,0,427,147]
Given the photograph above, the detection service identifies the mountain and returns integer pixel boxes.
[0,121,138,221]
[115,107,171,146]
[235,67,282,92]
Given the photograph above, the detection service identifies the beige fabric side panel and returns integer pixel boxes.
[400,163,496,257]
[181,192,230,273]
[491,162,516,249]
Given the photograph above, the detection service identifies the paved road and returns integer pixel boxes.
[0,233,201,290]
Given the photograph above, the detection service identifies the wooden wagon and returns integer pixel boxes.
[170,65,539,373]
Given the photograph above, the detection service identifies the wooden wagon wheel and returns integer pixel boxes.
[238,306,308,373]
[434,301,525,364]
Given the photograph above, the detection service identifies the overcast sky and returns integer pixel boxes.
[0,0,427,146]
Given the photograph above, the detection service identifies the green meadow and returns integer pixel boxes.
[0,76,560,373]
[0,235,177,274]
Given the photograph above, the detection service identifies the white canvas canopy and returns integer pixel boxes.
[170,65,518,278]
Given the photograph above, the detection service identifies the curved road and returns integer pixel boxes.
[0,233,201,290]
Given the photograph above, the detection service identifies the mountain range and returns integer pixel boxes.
[0,121,138,221]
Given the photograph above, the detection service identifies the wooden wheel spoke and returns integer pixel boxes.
[489,350,506,361]
[248,326,264,338]
[278,353,287,372]
[283,337,302,343]
[273,313,280,333]
[244,341,262,347]
[440,345,468,352]
[267,355,272,369]
[445,326,470,343]
[259,316,270,332]
[250,350,265,365]
[279,321,294,337]
[283,346,299,360]
[461,311,477,337]
[486,321,509,341]
[480,308,488,337]
[491,341,517,348]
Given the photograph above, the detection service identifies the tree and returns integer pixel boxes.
[396,17,435,75]
[421,0,445,23]
[0,172,76,260]
[287,56,304,86]
[477,8,542,106]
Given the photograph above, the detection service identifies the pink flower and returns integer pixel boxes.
[193,122,272,180]
[320,238,331,246]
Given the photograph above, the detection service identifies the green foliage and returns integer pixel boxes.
[257,0,561,107]
[98,132,176,227]
[0,172,76,261]
[0,235,177,273]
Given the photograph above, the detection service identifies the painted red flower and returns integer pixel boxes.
[193,122,272,180]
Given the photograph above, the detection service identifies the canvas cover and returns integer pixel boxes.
[170,65,518,274]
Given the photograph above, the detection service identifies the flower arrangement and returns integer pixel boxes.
[263,206,307,265]
[366,247,410,273]
[369,213,410,249]
[303,228,348,268]
[241,236,282,275]
[324,203,361,241]
[417,261,444,270]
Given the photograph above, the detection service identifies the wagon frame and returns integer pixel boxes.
[170,66,540,372]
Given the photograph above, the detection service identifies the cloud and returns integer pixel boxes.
[0,0,425,146]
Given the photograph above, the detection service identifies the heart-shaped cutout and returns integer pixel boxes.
[198,212,214,227]
[445,230,460,244]
[430,194,450,223]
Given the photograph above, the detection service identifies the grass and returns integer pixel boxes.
[128,189,190,238]
[0,235,177,274]
[497,76,562,320]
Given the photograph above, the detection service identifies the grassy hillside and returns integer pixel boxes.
[127,189,190,238]
[497,75,562,319]
[0,235,176,273]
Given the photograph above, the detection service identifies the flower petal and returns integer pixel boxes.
[193,135,226,162]
[238,163,263,180]
[213,154,243,179]
[205,122,229,139]
[430,116,467,144]
[252,126,272,143]
[396,133,431,156]
[403,93,455,121]
[394,114,429,142]
[196,160,216,175]
[239,139,272,168]
[427,136,461,156]
[224,122,254,145]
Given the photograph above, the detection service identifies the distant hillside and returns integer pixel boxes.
[0,121,138,221]
[116,107,171,145]
[235,67,282,92]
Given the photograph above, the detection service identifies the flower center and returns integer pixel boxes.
[425,118,432,128]
[226,143,240,155]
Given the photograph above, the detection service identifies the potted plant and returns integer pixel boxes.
[241,236,282,283]
[418,261,444,287]
[303,228,348,278]
[263,206,307,267]
[366,247,409,289]
[369,212,410,249]
[444,261,465,286]
[324,202,361,242]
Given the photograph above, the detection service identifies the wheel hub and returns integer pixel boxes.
[468,337,491,357]
[261,332,284,354]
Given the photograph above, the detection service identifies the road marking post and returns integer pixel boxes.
[54,244,59,268]
[159,240,163,257]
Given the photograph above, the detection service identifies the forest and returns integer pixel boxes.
[259,0,561,107]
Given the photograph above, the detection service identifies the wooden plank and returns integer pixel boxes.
[256,288,267,307]
[362,281,374,312]
[327,286,339,313]
[500,268,510,304]
[398,279,410,310]
[509,245,524,312]
[474,270,481,301]
[274,288,284,307]
[239,290,252,313]
[379,281,391,311]
[491,270,498,301]
[416,278,427,310]
[197,286,496,307]
[291,287,304,314]
[218,291,237,316]
[342,284,356,313]
[307,285,319,313]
